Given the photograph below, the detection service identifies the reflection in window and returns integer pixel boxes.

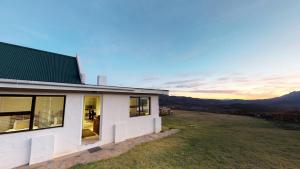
[0,115,30,133]
[0,97,32,113]
[129,96,150,117]
[140,97,150,116]
[130,97,139,117]
[34,96,65,129]
[0,95,65,134]
[0,96,32,133]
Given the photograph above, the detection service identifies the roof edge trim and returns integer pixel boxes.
[0,78,169,95]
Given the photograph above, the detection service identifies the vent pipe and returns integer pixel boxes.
[81,73,86,84]
[97,75,107,86]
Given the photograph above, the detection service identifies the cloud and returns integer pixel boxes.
[190,89,238,94]
[175,82,204,88]
[261,76,293,82]
[216,76,250,83]
[233,77,250,83]
[261,76,285,81]
[15,25,49,40]
[164,78,203,85]
[170,89,238,94]
[142,76,160,82]
[154,73,300,99]
[217,77,229,81]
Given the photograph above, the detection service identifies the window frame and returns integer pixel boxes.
[0,94,66,135]
[129,96,151,117]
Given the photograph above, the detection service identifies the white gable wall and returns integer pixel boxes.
[0,92,161,169]
[0,92,83,169]
[126,95,160,138]
[100,94,160,144]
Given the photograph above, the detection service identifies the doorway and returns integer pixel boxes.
[82,96,101,144]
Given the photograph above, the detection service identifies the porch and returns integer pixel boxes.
[16,129,179,169]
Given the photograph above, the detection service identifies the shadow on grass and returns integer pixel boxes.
[271,120,300,130]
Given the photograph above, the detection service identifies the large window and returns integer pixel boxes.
[0,95,65,134]
[0,96,32,133]
[130,96,150,117]
[34,96,65,129]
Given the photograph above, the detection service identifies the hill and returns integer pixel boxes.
[159,91,300,123]
[160,91,300,110]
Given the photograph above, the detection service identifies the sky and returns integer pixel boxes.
[0,0,300,100]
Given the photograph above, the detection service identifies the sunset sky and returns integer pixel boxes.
[1,0,300,99]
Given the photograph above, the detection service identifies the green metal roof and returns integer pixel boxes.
[0,42,82,84]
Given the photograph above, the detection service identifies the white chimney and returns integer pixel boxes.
[76,54,86,84]
[97,75,107,86]
[80,73,86,84]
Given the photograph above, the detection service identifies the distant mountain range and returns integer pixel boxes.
[160,91,300,113]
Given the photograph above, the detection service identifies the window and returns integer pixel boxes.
[34,96,65,129]
[129,96,150,117]
[0,97,32,112]
[0,95,65,134]
[0,96,32,133]
[130,97,139,117]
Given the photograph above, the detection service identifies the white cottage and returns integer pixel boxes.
[0,42,168,169]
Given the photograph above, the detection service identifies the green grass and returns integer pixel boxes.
[72,110,300,169]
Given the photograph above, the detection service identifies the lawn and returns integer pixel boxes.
[72,110,300,169]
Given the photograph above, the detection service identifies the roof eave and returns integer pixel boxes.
[0,78,169,95]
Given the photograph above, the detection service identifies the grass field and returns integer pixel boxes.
[72,110,300,169]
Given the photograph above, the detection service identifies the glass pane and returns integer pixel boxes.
[140,97,150,116]
[130,97,139,117]
[0,97,32,113]
[34,96,64,129]
[0,115,30,133]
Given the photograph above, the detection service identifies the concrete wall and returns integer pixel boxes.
[0,92,161,169]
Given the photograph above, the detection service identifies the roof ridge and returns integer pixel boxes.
[0,41,75,59]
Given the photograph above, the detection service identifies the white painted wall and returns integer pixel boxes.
[100,94,161,144]
[29,135,55,165]
[0,92,161,169]
[0,91,84,169]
